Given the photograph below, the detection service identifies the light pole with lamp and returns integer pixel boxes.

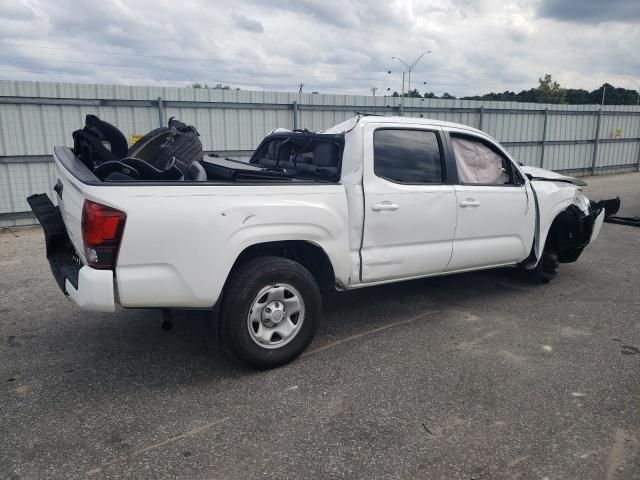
[392,51,432,96]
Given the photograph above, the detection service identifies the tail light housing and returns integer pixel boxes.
[81,200,126,269]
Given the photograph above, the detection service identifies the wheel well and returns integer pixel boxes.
[232,241,336,291]
[545,205,590,263]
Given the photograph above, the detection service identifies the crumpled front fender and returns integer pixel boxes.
[526,181,615,268]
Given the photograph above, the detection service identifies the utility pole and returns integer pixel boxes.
[371,86,378,96]
[298,83,304,94]
[601,85,606,106]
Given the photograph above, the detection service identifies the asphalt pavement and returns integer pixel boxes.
[1,172,639,480]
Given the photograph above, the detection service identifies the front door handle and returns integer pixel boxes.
[53,179,63,199]
[372,202,399,212]
[459,198,480,208]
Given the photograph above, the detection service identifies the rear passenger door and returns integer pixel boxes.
[361,124,458,282]
[446,130,535,271]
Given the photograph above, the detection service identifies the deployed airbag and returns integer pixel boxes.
[452,136,508,185]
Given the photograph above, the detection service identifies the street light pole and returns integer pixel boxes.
[392,51,431,95]
[408,51,431,93]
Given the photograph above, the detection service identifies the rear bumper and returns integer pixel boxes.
[27,193,116,312]
[66,266,115,312]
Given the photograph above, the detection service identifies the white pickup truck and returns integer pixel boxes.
[28,115,609,368]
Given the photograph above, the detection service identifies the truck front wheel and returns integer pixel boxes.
[525,250,559,284]
[219,256,322,369]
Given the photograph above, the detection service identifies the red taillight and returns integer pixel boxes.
[81,200,126,269]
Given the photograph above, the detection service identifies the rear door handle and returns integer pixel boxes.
[459,199,480,208]
[372,202,399,212]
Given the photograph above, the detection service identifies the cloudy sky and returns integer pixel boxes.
[1,0,639,96]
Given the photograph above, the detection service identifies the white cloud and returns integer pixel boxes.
[231,12,264,33]
[0,0,637,96]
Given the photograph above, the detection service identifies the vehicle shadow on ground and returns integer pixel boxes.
[23,266,537,390]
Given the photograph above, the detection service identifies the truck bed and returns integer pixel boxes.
[35,145,351,311]
[55,146,334,186]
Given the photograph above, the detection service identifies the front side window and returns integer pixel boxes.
[374,129,443,184]
[451,134,517,185]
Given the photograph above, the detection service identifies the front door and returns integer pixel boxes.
[361,125,458,282]
[446,131,535,271]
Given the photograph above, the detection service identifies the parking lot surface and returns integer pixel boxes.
[1,173,639,480]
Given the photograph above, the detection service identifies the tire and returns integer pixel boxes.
[527,251,559,284]
[219,256,322,369]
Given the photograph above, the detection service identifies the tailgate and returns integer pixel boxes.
[49,146,96,264]
[28,147,117,312]
[26,193,82,291]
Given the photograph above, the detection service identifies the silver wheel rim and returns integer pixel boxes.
[247,283,305,349]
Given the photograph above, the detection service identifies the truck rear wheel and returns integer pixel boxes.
[219,256,321,369]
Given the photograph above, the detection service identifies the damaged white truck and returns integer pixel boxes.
[28,115,613,369]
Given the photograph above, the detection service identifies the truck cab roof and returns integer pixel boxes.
[322,115,486,137]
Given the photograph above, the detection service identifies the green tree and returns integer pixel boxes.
[565,88,590,104]
[536,74,566,104]
[589,83,637,105]
[460,78,638,105]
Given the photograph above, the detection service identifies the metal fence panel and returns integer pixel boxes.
[1,79,639,226]
[546,112,597,141]
[597,141,640,168]
[504,145,542,167]
[545,143,594,171]
[483,111,544,143]
[600,114,640,140]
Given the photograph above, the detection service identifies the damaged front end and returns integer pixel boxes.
[545,193,621,263]
[545,197,606,263]
[520,166,621,267]
[521,166,620,274]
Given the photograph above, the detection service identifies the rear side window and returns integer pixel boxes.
[373,129,443,184]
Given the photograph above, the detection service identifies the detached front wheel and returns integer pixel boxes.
[219,256,321,369]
